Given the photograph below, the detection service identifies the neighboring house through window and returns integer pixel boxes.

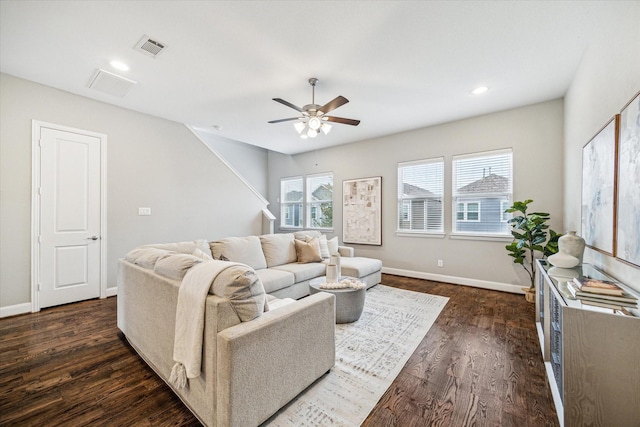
[452,148,512,235]
[397,157,444,233]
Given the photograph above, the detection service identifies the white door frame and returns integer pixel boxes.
[31,120,108,312]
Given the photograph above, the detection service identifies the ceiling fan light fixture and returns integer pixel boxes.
[321,123,332,135]
[308,116,322,130]
[307,128,319,138]
[294,122,306,134]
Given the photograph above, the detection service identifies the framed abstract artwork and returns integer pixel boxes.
[343,176,382,245]
[615,91,640,266]
[581,117,617,255]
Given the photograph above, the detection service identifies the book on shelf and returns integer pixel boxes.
[580,299,634,314]
[572,276,627,296]
[573,290,637,304]
[577,294,638,308]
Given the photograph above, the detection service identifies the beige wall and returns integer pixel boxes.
[564,2,640,291]
[268,99,564,290]
[0,73,267,311]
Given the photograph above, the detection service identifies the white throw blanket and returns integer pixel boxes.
[169,260,241,389]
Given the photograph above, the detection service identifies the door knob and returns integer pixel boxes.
[88,236,99,240]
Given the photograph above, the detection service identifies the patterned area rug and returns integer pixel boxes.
[262,284,449,426]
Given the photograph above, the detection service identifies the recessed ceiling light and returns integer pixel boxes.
[109,60,129,71]
[471,86,489,95]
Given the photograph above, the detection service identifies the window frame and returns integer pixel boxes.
[451,148,513,238]
[306,172,333,230]
[280,176,303,229]
[280,173,333,230]
[397,157,444,235]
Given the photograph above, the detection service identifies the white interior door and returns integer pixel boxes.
[38,126,103,308]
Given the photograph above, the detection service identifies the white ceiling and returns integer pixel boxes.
[0,1,628,154]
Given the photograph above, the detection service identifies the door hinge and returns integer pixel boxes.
[37,283,41,291]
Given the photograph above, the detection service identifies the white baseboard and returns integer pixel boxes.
[381,267,524,294]
[0,302,32,318]
[105,286,118,297]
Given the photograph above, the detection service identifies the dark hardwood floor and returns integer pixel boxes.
[0,274,558,426]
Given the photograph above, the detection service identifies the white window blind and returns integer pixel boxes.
[397,157,444,233]
[307,173,333,229]
[452,148,512,235]
[280,177,303,228]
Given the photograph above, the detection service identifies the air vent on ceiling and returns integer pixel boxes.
[134,35,167,58]
[88,69,137,98]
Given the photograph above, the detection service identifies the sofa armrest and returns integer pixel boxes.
[216,292,336,427]
[338,245,354,257]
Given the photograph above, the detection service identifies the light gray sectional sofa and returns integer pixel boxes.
[117,232,381,427]
[210,230,382,299]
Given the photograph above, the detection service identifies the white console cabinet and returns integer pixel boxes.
[535,260,640,427]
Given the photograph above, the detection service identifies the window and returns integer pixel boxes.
[280,177,303,228]
[280,173,333,229]
[452,148,512,235]
[397,157,444,233]
[500,200,511,222]
[306,173,333,229]
[457,201,481,222]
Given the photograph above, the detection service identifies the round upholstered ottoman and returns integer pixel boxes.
[309,276,365,323]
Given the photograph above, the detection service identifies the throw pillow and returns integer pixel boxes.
[294,238,322,263]
[210,265,268,321]
[327,236,340,256]
[154,254,203,281]
[317,234,330,259]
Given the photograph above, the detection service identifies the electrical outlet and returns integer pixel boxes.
[138,207,151,216]
[437,259,443,267]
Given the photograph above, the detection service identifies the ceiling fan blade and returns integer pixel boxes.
[268,117,301,124]
[273,98,304,113]
[325,116,360,126]
[318,96,349,114]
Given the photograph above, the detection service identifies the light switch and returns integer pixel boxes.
[138,207,151,216]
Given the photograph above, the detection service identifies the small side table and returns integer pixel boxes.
[309,276,366,323]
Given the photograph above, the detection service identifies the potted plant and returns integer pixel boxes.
[505,199,561,302]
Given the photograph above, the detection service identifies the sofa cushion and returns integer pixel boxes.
[255,268,295,294]
[125,247,175,269]
[259,234,297,267]
[294,238,322,263]
[271,262,327,283]
[294,231,331,259]
[210,264,268,322]
[154,253,203,280]
[340,257,383,278]
[209,236,267,270]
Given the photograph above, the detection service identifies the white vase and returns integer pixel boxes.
[330,254,341,278]
[559,231,586,264]
[548,251,579,268]
[326,264,338,283]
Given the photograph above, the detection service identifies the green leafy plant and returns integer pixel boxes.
[505,199,562,290]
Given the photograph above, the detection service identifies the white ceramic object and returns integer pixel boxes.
[547,266,580,279]
[548,251,579,268]
[326,264,339,283]
[330,254,341,278]
[558,231,586,263]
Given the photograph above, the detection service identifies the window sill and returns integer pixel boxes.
[396,231,445,239]
[449,233,512,242]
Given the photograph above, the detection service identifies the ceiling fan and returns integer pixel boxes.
[268,78,360,139]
